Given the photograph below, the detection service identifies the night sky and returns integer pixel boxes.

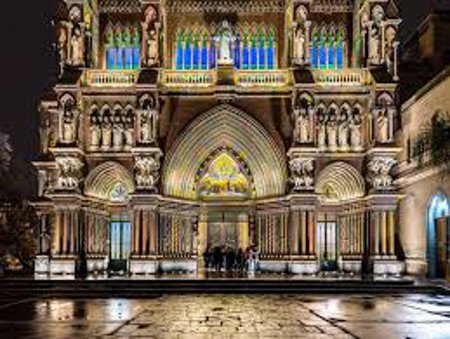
[0,0,449,162]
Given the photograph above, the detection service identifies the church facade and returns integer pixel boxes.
[34,0,405,276]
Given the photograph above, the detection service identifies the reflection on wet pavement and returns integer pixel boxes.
[0,294,449,338]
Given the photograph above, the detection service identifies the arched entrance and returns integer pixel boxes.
[315,162,365,270]
[427,193,450,278]
[163,104,287,259]
[85,162,135,272]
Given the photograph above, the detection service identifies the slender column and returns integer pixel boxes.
[305,21,311,63]
[142,210,149,256]
[133,210,139,254]
[62,212,69,254]
[53,210,61,255]
[289,210,298,255]
[301,211,307,255]
[150,211,157,255]
[308,211,315,256]
[373,211,380,256]
[381,211,387,255]
[388,211,396,256]
[393,41,399,81]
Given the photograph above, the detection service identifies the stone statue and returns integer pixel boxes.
[369,25,381,64]
[141,117,151,143]
[124,121,134,150]
[101,116,112,150]
[217,20,233,64]
[112,122,124,150]
[62,111,75,144]
[338,114,349,150]
[318,122,326,150]
[327,120,337,151]
[350,116,362,151]
[71,27,84,66]
[90,116,101,150]
[147,30,158,66]
[58,27,67,73]
[39,113,51,154]
[377,111,389,143]
[299,110,310,143]
[295,28,305,63]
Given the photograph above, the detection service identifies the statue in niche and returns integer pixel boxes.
[139,96,158,143]
[295,28,305,63]
[147,30,158,66]
[112,122,124,150]
[71,27,84,66]
[298,109,310,143]
[140,115,151,143]
[377,110,389,143]
[62,111,76,144]
[90,115,101,150]
[327,112,338,151]
[338,110,350,150]
[350,113,363,151]
[369,25,381,64]
[217,20,233,64]
[101,115,112,150]
[317,112,326,150]
[124,114,134,149]
[39,112,52,154]
[58,27,67,73]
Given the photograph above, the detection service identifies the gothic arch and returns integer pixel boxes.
[316,162,365,202]
[84,162,135,202]
[163,104,287,200]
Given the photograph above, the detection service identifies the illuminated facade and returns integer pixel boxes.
[34,0,405,275]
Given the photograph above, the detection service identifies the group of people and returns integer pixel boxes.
[202,245,258,273]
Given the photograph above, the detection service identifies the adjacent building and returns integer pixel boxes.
[34,0,405,276]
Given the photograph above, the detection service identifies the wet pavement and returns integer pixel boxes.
[0,294,450,338]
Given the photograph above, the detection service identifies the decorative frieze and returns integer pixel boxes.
[289,156,314,192]
[134,153,161,192]
[55,156,84,190]
[367,156,397,191]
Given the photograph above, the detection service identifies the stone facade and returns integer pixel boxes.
[33,0,405,276]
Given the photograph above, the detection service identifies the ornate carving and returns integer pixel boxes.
[134,155,161,191]
[289,157,314,192]
[368,156,397,191]
[56,157,83,190]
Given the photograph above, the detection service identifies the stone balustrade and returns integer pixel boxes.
[235,70,289,87]
[313,69,372,86]
[86,70,138,86]
[161,70,217,87]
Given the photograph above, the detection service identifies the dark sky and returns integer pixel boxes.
[0,0,449,162]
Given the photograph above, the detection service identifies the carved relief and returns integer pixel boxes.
[289,156,314,191]
[59,94,78,145]
[134,155,161,191]
[56,156,84,190]
[368,156,397,191]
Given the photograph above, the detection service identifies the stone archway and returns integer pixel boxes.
[427,193,450,278]
[162,104,287,200]
[84,161,135,202]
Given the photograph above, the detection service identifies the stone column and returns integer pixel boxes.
[393,41,399,81]
[305,21,311,63]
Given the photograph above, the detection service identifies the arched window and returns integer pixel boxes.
[175,31,183,70]
[310,23,346,70]
[267,31,275,70]
[105,24,140,70]
[242,33,250,70]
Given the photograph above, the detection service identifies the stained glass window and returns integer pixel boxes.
[310,26,345,70]
[105,25,140,70]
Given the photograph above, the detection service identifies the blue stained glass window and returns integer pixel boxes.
[184,42,192,70]
[328,45,334,69]
[116,48,124,70]
[234,35,241,69]
[193,44,200,70]
[242,41,249,69]
[250,40,258,70]
[201,46,208,69]
[124,47,133,69]
[107,48,116,69]
[310,45,317,68]
[209,43,216,69]
[259,41,266,70]
[132,47,140,69]
[176,40,183,70]
[267,47,274,70]
[319,45,326,69]
[336,44,343,69]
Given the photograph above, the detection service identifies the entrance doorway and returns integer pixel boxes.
[109,218,132,272]
[316,213,338,271]
[198,209,249,257]
[427,194,450,278]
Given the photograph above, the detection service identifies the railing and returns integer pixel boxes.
[235,70,290,87]
[86,70,138,87]
[161,70,217,87]
[312,68,372,86]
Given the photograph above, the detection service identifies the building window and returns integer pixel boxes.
[105,25,141,70]
[173,26,277,70]
[310,24,346,70]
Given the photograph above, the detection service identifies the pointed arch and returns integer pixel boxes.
[85,162,135,202]
[316,162,365,202]
[163,105,287,200]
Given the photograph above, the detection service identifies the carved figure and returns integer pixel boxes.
[112,123,124,150]
[90,116,101,150]
[350,117,362,151]
[377,111,389,143]
[71,27,84,66]
[289,157,314,191]
[318,123,326,150]
[217,20,233,64]
[62,111,76,143]
[327,120,337,151]
[338,113,349,150]
[147,30,158,65]
[295,28,305,63]
[101,116,112,150]
[368,156,397,190]
[135,155,160,191]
